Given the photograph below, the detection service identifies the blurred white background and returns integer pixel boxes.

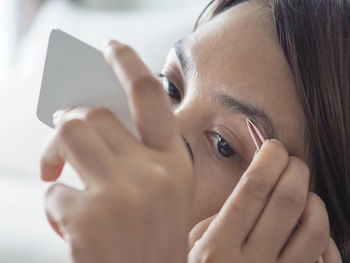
[0,0,207,262]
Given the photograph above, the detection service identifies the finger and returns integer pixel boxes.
[323,239,342,263]
[246,157,310,259]
[40,118,113,184]
[103,40,181,151]
[279,192,330,263]
[188,214,217,251]
[45,183,82,238]
[46,209,65,239]
[202,139,289,246]
[53,106,138,154]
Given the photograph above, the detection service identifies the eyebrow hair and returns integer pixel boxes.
[174,39,190,75]
[173,39,277,140]
[215,93,277,139]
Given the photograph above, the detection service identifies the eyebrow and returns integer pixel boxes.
[172,40,277,140]
[174,39,190,75]
[215,94,277,139]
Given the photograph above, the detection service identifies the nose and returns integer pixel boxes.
[174,101,206,165]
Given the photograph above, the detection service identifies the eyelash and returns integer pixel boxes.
[159,73,182,102]
[207,132,244,163]
[159,73,243,163]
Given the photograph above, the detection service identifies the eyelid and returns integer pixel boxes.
[211,125,241,148]
[159,71,184,99]
[161,63,184,88]
[160,70,181,84]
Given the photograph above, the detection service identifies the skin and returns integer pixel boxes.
[161,1,308,226]
[40,0,343,262]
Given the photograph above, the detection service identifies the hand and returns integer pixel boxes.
[41,40,194,263]
[188,140,342,263]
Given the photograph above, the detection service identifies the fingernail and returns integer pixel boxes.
[53,110,64,120]
[52,109,65,126]
[269,138,283,146]
[253,149,259,158]
[317,256,324,263]
[103,39,120,49]
[246,118,266,151]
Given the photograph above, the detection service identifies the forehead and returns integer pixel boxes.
[188,2,281,85]
[182,1,307,158]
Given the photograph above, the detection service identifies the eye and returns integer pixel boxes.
[215,133,236,158]
[209,132,243,162]
[159,74,182,102]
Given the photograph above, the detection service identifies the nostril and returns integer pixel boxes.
[182,136,194,163]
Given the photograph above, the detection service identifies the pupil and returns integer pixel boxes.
[218,137,234,157]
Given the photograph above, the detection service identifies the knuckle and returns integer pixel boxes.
[85,107,114,123]
[265,139,289,162]
[241,170,273,202]
[130,74,162,95]
[315,194,327,211]
[45,183,62,200]
[188,228,202,249]
[289,156,310,179]
[188,216,216,250]
[58,119,86,140]
[308,191,323,204]
[308,193,325,214]
[193,245,217,263]
[304,193,330,246]
[151,165,175,192]
[44,184,71,226]
[272,158,310,211]
[310,221,330,245]
[274,185,306,211]
[309,193,330,231]
[111,43,133,58]
[200,252,216,263]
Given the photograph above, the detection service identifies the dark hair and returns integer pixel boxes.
[195,0,350,261]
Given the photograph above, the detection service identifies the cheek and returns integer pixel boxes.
[189,157,242,229]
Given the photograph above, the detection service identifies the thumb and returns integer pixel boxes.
[188,214,217,251]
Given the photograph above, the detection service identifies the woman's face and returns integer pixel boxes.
[161,1,307,227]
